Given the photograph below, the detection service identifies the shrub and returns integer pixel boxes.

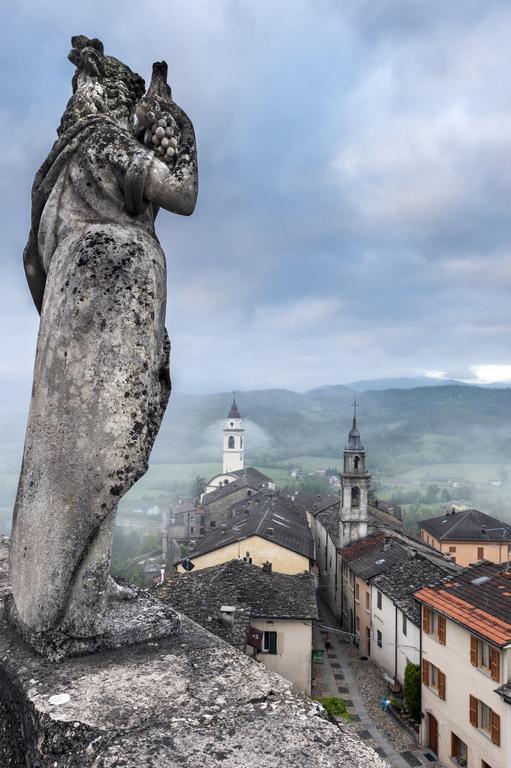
[314,696,350,722]
[403,662,421,721]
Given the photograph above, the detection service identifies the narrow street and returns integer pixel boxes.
[313,598,445,768]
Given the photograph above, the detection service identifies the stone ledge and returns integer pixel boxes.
[0,540,385,767]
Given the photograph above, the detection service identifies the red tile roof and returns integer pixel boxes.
[414,562,511,646]
[339,532,386,563]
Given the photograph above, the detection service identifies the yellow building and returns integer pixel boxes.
[419,508,511,567]
[176,492,313,575]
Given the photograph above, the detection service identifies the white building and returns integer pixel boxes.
[415,561,511,767]
[370,556,450,686]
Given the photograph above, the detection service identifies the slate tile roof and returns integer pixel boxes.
[414,561,511,646]
[419,508,511,542]
[178,492,314,563]
[157,559,317,621]
[201,466,273,506]
[371,557,452,624]
[348,539,409,581]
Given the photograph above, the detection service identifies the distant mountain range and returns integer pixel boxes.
[2,382,511,485]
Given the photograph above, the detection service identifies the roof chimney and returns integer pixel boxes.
[383,535,391,551]
[408,548,417,560]
[267,527,274,536]
[262,561,272,573]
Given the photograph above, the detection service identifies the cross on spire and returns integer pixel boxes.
[353,396,358,421]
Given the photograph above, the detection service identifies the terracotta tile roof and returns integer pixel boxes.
[339,532,386,563]
[414,561,511,647]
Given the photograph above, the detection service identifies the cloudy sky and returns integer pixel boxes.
[2,0,511,397]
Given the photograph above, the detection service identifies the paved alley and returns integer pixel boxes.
[313,598,445,768]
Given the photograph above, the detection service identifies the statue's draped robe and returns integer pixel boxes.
[10,118,170,636]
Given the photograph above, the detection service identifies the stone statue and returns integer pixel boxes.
[7,36,197,653]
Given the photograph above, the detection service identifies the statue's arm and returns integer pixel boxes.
[144,102,198,216]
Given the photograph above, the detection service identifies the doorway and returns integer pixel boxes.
[427,712,438,755]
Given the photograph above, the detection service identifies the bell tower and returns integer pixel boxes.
[339,399,371,548]
[223,394,245,473]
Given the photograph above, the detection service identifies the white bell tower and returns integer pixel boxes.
[223,394,245,473]
[339,399,371,548]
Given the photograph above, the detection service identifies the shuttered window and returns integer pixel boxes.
[422,659,430,686]
[262,631,277,654]
[422,660,445,699]
[423,606,430,633]
[438,616,446,645]
[470,635,500,683]
[469,695,501,747]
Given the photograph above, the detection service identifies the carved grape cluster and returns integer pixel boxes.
[143,113,181,165]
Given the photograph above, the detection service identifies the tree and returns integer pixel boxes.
[403,662,421,721]
[190,475,206,499]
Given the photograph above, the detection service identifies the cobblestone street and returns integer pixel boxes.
[313,598,445,768]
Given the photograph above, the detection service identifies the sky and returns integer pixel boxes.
[2,0,511,397]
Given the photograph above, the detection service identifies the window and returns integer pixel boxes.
[210,520,216,528]
[377,591,382,610]
[356,616,360,632]
[477,546,484,560]
[365,592,370,610]
[451,733,467,764]
[355,583,360,601]
[449,546,456,553]
[470,636,500,682]
[262,631,277,654]
[354,456,360,469]
[422,660,446,700]
[351,486,361,507]
[228,436,235,449]
[422,607,446,644]
[402,614,407,637]
[377,630,382,648]
[469,695,500,746]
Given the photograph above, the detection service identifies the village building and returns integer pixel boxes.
[174,491,314,575]
[201,467,274,528]
[369,556,453,685]
[419,508,511,566]
[156,559,318,694]
[414,561,511,767]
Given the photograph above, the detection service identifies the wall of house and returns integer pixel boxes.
[421,611,509,768]
[396,609,420,685]
[178,535,310,574]
[419,530,510,566]
[370,587,395,679]
[314,519,342,622]
[355,576,372,657]
[202,486,260,526]
[250,618,313,694]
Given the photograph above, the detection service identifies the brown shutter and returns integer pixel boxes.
[438,616,446,645]
[422,659,430,686]
[491,710,501,746]
[470,635,478,666]
[490,646,500,683]
[438,670,446,700]
[469,695,478,727]
[423,606,430,634]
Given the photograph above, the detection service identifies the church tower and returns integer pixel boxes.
[223,394,245,473]
[338,400,371,548]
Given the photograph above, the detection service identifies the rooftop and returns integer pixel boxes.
[180,492,314,563]
[371,557,453,624]
[157,559,317,630]
[348,539,409,581]
[414,561,511,647]
[419,508,511,543]
[227,395,241,419]
[338,532,387,564]
[202,467,273,506]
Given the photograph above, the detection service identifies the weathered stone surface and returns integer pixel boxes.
[0,615,387,768]
[9,36,197,646]
[0,539,385,767]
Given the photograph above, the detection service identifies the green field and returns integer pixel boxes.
[390,462,511,484]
